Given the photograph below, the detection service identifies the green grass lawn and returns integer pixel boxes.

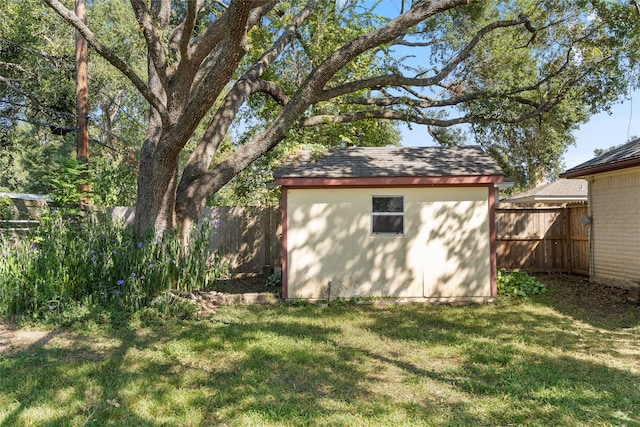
[1,276,639,426]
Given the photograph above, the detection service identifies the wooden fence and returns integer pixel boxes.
[207,204,589,275]
[109,206,282,275]
[495,203,589,275]
[0,220,40,236]
[207,206,281,274]
[4,203,589,276]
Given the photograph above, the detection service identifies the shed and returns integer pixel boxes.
[560,138,640,290]
[273,146,505,302]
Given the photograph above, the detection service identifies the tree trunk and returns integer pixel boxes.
[134,102,179,237]
[134,141,179,238]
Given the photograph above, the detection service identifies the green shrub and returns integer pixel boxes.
[497,270,547,299]
[0,208,229,321]
[265,273,281,287]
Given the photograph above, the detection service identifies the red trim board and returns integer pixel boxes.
[280,188,288,299]
[488,186,497,297]
[274,175,504,188]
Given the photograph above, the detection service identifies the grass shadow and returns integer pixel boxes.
[1,296,639,426]
[532,274,640,330]
[362,303,640,426]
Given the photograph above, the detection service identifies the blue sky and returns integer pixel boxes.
[399,93,640,172]
[567,94,640,167]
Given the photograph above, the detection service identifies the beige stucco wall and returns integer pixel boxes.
[285,186,492,300]
[589,166,640,288]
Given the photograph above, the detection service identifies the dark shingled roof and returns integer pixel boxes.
[273,146,504,179]
[561,138,640,178]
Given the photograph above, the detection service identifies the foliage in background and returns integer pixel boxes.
[0,209,228,321]
[497,269,547,299]
[43,157,90,217]
[0,197,13,220]
[0,0,142,205]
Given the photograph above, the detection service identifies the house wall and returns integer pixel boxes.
[589,166,640,288]
[284,186,492,301]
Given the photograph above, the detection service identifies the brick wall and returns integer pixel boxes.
[590,166,640,288]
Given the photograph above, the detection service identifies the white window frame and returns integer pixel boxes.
[371,195,404,235]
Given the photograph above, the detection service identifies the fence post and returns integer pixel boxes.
[565,207,572,274]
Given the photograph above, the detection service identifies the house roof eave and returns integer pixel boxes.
[560,157,640,178]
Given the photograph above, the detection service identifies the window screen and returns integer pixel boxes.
[371,196,404,234]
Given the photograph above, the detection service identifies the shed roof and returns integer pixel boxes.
[273,146,504,179]
[502,178,587,204]
[561,138,640,178]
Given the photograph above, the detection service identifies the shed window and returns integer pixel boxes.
[371,196,404,234]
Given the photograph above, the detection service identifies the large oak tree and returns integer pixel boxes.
[39,0,639,242]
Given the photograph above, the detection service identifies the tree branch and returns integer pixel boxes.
[253,79,290,105]
[42,0,168,121]
[189,0,275,68]
[298,91,566,128]
[392,37,440,47]
[0,76,43,108]
[165,1,279,158]
[129,0,170,87]
[169,0,202,60]
[179,0,472,207]
[317,15,538,103]
[178,0,314,189]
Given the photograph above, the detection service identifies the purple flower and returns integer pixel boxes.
[30,243,36,250]
[137,241,143,249]
[48,305,55,311]
[2,252,6,258]
[149,264,154,269]
[90,256,96,262]
[130,272,136,278]
[117,279,125,286]
[114,290,121,296]
[113,250,118,255]
[172,259,177,264]
[90,249,95,255]
[140,275,145,280]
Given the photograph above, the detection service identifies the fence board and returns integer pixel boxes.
[205,206,282,274]
[0,219,40,236]
[496,204,588,274]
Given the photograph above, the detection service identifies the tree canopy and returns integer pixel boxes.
[2,0,639,238]
[0,0,144,204]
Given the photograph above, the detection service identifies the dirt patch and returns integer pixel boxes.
[533,273,640,328]
[211,274,279,294]
[0,325,56,355]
